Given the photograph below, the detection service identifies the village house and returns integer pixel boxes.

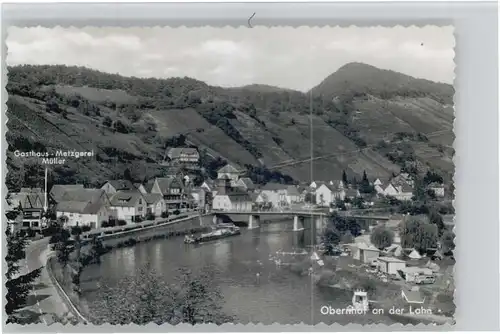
[345,188,361,200]
[377,256,407,275]
[255,183,289,208]
[109,191,147,223]
[427,182,445,197]
[7,188,51,230]
[309,181,325,190]
[217,164,240,183]
[383,182,414,201]
[285,185,301,204]
[373,178,388,196]
[101,180,136,195]
[315,183,346,207]
[201,179,216,192]
[56,189,111,229]
[351,243,381,263]
[150,176,185,211]
[165,147,200,164]
[142,193,166,217]
[233,177,255,192]
[212,178,252,211]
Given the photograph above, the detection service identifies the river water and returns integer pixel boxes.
[80,220,413,325]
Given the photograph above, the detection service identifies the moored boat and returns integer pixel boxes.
[184,225,240,244]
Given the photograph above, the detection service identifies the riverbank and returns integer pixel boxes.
[286,254,454,325]
[47,214,215,323]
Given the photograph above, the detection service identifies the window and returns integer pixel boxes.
[139,199,142,204]
[138,206,143,212]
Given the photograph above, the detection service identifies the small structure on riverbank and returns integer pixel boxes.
[352,289,369,312]
[377,256,406,275]
[401,287,426,304]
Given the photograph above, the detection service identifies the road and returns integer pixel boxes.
[17,237,72,325]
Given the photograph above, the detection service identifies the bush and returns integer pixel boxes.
[113,120,130,134]
[161,211,169,219]
[81,225,92,232]
[135,216,143,223]
[370,226,394,250]
[101,221,115,228]
[102,116,112,127]
[117,220,127,226]
[173,210,180,215]
[145,213,155,221]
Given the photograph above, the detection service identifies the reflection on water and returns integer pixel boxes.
[81,220,400,325]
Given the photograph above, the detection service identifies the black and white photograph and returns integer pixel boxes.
[5,26,455,326]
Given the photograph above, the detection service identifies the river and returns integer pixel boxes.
[80,219,415,325]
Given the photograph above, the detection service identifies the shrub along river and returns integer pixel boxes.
[79,220,418,325]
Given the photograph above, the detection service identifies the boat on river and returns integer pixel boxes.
[184,224,240,244]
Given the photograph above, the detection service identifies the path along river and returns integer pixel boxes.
[80,220,418,325]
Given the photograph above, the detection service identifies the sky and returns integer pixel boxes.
[7,26,455,92]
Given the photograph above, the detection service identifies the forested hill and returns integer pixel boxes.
[6,62,454,190]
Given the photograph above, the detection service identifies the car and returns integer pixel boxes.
[416,275,436,284]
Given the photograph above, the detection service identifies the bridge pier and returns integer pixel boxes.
[293,215,305,231]
[248,214,260,229]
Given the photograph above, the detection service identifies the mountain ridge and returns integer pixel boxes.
[6,62,454,190]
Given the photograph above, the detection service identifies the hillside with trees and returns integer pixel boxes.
[6,62,454,190]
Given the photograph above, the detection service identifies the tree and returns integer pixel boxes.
[399,217,438,254]
[89,266,232,325]
[304,192,315,204]
[342,170,348,186]
[5,227,42,323]
[50,226,72,267]
[323,226,341,250]
[441,230,455,254]
[102,116,112,127]
[370,226,394,250]
[359,170,374,194]
[429,210,445,236]
[123,168,133,181]
[341,230,355,244]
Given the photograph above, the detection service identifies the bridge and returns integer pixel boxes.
[212,210,391,231]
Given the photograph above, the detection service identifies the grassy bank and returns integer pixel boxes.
[287,255,454,324]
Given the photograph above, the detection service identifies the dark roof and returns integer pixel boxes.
[104,180,135,191]
[8,189,45,210]
[262,183,288,191]
[227,193,251,201]
[286,185,300,196]
[218,164,239,174]
[400,183,414,193]
[155,177,183,194]
[167,147,199,159]
[56,189,108,214]
[345,188,360,197]
[143,193,163,205]
[238,177,255,189]
[60,188,107,202]
[144,179,156,193]
[50,184,85,202]
[110,191,145,207]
